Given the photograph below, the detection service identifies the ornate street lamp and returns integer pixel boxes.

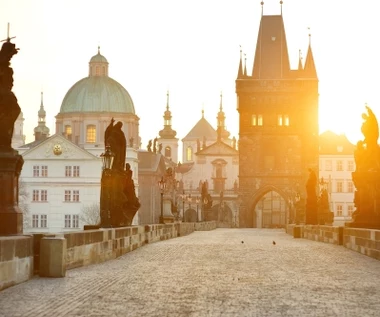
[100,145,115,172]
[99,145,115,227]
[158,177,166,224]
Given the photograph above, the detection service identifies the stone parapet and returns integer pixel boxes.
[302,225,343,245]
[0,235,33,291]
[343,228,380,260]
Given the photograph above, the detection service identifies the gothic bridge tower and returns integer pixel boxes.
[236,4,318,227]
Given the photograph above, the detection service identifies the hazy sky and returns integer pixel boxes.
[1,0,379,146]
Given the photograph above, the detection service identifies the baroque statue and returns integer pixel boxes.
[350,105,380,228]
[0,33,21,151]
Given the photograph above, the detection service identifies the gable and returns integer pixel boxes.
[196,141,238,156]
[21,134,99,160]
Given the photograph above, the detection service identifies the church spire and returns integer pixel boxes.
[298,49,303,70]
[243,53,247,77]
[216,92,230,141]
[34,92,50,141]
[158,91,177,139]
[237,46,243,79]
[303,29,318,79]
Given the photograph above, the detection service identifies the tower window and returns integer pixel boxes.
[95,66,100,76]
[86,125,96,143]
[165,146,171,158]
[277,115,283,126]
[258,115,263,126]
[284,115,289,126]
[251,115,257,126]
[186,146,193,161]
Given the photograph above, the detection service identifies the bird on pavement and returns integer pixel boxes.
[272,241,276,245]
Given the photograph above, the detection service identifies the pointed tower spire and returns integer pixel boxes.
[159,90,177,139]
[298,49,303,70]
[304,28,318,79]
[261,1,264,16]
[252,9,291,78]
[237,45,243,79]
[280,1,283,15]
[244,53,247,77]
[34,91,50,141]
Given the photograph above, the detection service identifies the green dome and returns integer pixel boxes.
[59,76,135,114]
[90,52,108,63]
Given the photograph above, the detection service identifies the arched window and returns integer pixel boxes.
[95,66,100,76]
[86,125,96,143]
[186,146,193,161]
[165,146,171,158]
[102,66,106,76]
[65,125,72,140]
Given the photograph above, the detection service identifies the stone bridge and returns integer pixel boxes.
[0,228,379,317]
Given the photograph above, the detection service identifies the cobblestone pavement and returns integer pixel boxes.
[1,229,380,317]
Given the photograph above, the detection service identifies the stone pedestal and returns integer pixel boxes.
[0,151,24,235]
[162,197,174,223]
[39,235,66,277]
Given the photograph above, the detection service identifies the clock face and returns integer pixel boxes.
[53,144,62,155]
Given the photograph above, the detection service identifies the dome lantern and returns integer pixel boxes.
[89,46,109,77]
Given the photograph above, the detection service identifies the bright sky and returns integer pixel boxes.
[1,0,379,147]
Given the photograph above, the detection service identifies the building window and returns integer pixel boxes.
[337,181,343,193]
[65,125,72,140]
[41,215,47,228]
[258,115,263,126]
[277,115,283,126]
[64,215,71,228]
[348,160,354,171]
[73,215,79,228]
[73,190,80,202]
[336,204,343,217]
[64,190,71,202]
[284,115,289,126]
[86,125,96,143]
[32,215,39,228]
[65,166,72,177]
[325,160,332,171]
[95,66,100,76]
[186,146,193,161]
[64,215,79,228]
[41,166,48,177]
[165,146,171,158]
[348,205,354,217]
[251,115,257,126]
[347,181,354,193]
[32,190,39,202]
[33,166,40,177]
[336,160,343,171]
[41,190,47,202]
[264,156,275,171]
[73,166,80,177]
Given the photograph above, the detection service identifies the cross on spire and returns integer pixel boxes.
[1,23,16,43]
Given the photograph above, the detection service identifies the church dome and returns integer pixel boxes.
[59,48,135,114]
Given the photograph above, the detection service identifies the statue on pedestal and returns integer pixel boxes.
[100,118,140,228]
[350,105,380,229]
[0,25,24,235]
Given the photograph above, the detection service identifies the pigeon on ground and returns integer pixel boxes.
[272,241,276,245]
[241,241,244,244]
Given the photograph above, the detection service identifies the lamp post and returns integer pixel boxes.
[195,197,200,222]
[100,145,115,227]
[158,177,166,224]
[294,192,301,224]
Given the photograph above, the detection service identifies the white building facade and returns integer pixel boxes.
[319,131,356,226]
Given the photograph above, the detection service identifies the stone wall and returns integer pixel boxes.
[343,228,380,260]
[0,236,34,291]
[302,225,343,245]
[286,224,380,261]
